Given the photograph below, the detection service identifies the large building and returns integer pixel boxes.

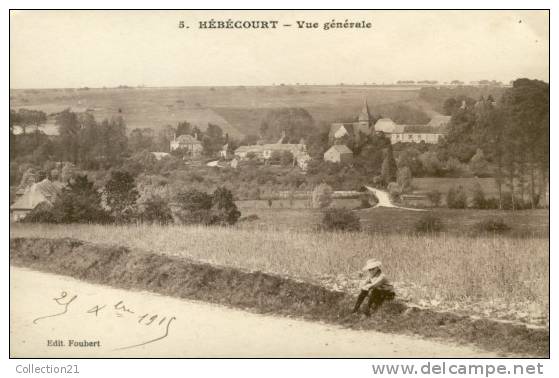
[234,143,311,170]
[170,134,203,157]
[388,124,447,144]
[375,116,450,144]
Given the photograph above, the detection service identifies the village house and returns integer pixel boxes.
[374,116,450,144]
[170,133,203,157]
[233,143,311,170]
[151,152,170,160]
[388,125,445,144]
[12,123,60,138]
[324,144,353,163]
[10,178,63,222]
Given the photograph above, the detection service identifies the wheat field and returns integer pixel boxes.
[10,223,548,319]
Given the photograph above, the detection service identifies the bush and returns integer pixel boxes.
[446,186,467,209]
[387,182,402,202]
[139,195,173,224]
[320,208,361,232]
[22,203,57,223]
[415,214,444,233]
[172,187,241,226]
[473,218,511,234]
[426,190,442,207]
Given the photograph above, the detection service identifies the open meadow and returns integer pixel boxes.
[11,216,548,327]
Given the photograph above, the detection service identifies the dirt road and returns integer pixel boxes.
[364,186,426,211]
[10,267,496,357]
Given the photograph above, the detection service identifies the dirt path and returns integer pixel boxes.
[10,267,497,357]
[364,186,426,211]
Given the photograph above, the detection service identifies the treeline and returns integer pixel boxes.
[419,85,508,114]
[443,78,549,209]
[23,170,241,226]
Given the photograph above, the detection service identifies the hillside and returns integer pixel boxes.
[10,85,427,138]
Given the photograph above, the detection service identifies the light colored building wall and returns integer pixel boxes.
[390,133,443,144]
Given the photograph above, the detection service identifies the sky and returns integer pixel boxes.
[9,10,549,88]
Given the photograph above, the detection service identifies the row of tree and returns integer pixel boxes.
[443,79,549,209]
[24,171,241,226]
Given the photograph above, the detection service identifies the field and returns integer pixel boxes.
[11,215,549,327]
[10,85,423,137]
[235,201,549,236]
[413,177,499,198]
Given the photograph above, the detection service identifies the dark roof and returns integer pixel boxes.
[401,125,445,134]
[10,179,63,210]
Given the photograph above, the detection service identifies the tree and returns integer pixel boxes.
[202,123,225,157]
[60,163,77,183]
[129,128,156,153]
[419,151,442,176]
[173,189,214,224]
[311,183,333,209]
[211,186,241,225]
[56,109,80,163]
[396,166,412,192]
[471,182,487,209]
[381,144,397,184]
[321,208,361,231]
[104,170,139,223]
[396,147,423,176]
[446,186,467,209]
[280,150,294,166]
[176,121,193,137]
[139,195,173,224]
[469,148,489,176]
[50,175,109,223]
[500,79,549,209]
[16,108,47,134]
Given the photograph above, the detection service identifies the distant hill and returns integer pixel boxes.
[10,85,436,139]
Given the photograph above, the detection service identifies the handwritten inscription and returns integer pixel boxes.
[33,291,177,351]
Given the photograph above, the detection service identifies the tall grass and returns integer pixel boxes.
[10,223,548,313]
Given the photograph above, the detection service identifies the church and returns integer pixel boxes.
[328,99,374,145]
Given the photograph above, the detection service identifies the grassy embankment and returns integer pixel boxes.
[11,219,548,327]
[9,236,549,356]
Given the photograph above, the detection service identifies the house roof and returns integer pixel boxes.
[151,152,170,160]
[427,115,451,128]
[400,125,444,134]
[176,134,202,144]
[12,123,59,136]
[326,144,353,155]
[329,123,352,139]
[374,118,399,133]
[10,179,63,211]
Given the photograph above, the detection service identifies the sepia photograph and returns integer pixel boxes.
[8,9,549,359]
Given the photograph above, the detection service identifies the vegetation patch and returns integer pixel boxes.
[10,237,548,357]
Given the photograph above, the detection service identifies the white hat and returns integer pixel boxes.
[362,259,382,271]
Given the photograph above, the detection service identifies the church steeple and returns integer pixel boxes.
[358,98,371,124]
